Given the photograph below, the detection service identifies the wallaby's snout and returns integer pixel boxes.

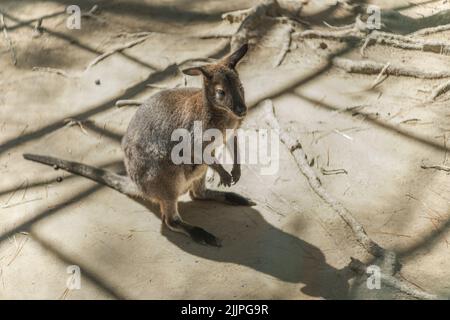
[233,102,247,118]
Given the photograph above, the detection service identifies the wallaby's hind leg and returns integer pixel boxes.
[189,175,255,206]
[160,199,221,247]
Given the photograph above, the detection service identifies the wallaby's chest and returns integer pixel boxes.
[206,114,241,134]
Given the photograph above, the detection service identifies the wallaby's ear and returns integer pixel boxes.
[224,43,248,69]
[182,66,211,78]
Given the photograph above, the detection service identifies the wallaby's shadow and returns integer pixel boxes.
[139,196,351,299]
[62,158,351,299]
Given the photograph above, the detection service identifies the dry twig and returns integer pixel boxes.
[0,14,17,65]
[7,236,28,266]
[115,100,143,108]
[226,0,303,50]
[273,23,294,67]
[321,168,348,175]
[296,29,450,55]
[85,35,151,72]
[370,62,390,89]
[32,67,72,78]
[421,163,450,172]
[429,80,450,101]
[63,118,91,135]
[334,57,450,79]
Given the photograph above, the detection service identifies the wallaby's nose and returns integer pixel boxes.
[235,105,247,117]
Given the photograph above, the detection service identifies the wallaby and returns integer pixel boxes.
[24,43,252,247]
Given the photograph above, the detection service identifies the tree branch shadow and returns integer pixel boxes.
[1,157,352,299]
[30,231,128,299]
[1,10,161,71]
[291,92,450,154]
[0,63,178,157]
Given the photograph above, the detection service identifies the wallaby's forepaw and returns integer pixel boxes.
[224,192,256,206]
[231,166,241,185]
[190,227,222,247]
[218,171,232,187]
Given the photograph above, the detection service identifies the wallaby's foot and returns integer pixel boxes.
[166,218,221,247]
[218,170,232,187]
[190,189,255,207]
[224,192,255,206]
[161,200,221,247]
[230,166,241,185]
[189,226,222,247]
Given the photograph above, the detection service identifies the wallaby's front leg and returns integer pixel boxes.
[193,147,232,187]
[190,174,254,206]
[209,162,232,187]
[230,135,240,185]
[160,199,221,247]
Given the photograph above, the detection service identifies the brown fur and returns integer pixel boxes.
[123,44,253,246]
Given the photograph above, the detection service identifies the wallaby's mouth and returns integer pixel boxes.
[234,111,247,118]
[233,106,247,118]
[213,105,247,118]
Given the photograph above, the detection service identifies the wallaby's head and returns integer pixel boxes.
[182,44,249,118]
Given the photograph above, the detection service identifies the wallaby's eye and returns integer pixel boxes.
[215,88,225,100]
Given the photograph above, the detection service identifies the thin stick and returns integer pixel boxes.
[321,168,348,175]
[334,57,450,79]
[63,118,91,135]
[115,100,143,108]
[360,35,371,57]
[323,21,355,30]
[0,14,17,65]
[85,35,151,72]
[333,129,353,141]
[421,163,450,172]
[7,236,28,266]
[222,8,253,23]
[1,197,42,209]
[85,4,99,16]
[412,23,450,36]
[3,180,26,206]
[374,231,412,238]
[370,62,390,89]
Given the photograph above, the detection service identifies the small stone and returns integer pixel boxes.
[319,42,328,50]
[95,79,101,85]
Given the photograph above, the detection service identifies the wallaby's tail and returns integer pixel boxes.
[23,153,139,197]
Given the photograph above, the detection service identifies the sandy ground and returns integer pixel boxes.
[0,0,450,299]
